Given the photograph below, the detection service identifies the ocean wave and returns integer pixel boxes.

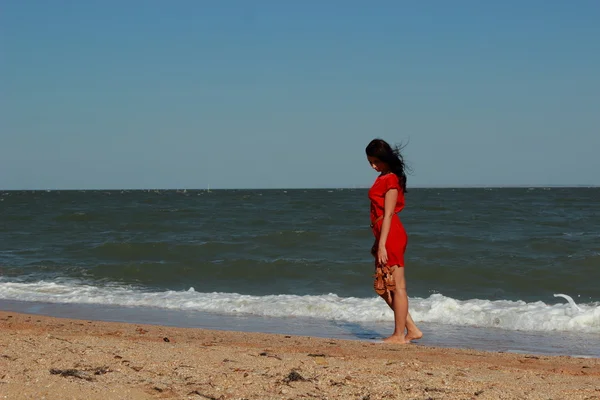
[0,280,598,334]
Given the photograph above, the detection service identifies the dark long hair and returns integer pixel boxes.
[365,138,410,193]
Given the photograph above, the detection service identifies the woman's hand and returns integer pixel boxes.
[377,245,388,266]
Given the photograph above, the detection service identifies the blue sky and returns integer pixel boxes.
[2,1,599,189]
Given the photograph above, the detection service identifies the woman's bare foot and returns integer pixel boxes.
[405,328,423,342]
[382,334,411,344]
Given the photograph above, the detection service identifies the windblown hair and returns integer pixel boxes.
[365,138,410,193]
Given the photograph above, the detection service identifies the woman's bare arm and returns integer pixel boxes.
[377,188,398,266]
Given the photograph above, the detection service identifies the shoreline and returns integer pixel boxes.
[2,299,599,359]
[1,310,599,399]
[0,300,600,359]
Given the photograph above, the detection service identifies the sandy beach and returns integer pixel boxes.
[0,311,598,400]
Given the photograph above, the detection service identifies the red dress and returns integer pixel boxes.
[368,173,408,267]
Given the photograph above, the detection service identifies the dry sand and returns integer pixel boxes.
[0,311,598,400]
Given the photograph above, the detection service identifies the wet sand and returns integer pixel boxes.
[1,311,599,399]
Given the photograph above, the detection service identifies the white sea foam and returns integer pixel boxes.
[0,280,598,334]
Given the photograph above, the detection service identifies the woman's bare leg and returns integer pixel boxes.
[405,312,423,341]
[378,271,422,342]
[382,266,409,343]
[378,294,421,338]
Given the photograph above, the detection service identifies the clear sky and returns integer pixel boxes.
[2,1,599,189]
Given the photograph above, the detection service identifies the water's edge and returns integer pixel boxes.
[2,300,597,359]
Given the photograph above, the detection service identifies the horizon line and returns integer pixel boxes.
[1,184,599,191]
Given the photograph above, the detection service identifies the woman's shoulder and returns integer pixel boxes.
[381,173,403,192]
[381,173,399,184]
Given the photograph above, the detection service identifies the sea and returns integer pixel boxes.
[1,188,598,357]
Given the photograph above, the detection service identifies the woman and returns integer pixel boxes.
[366,138,422,343]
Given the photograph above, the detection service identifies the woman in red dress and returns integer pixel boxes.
[366,139,422,344]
